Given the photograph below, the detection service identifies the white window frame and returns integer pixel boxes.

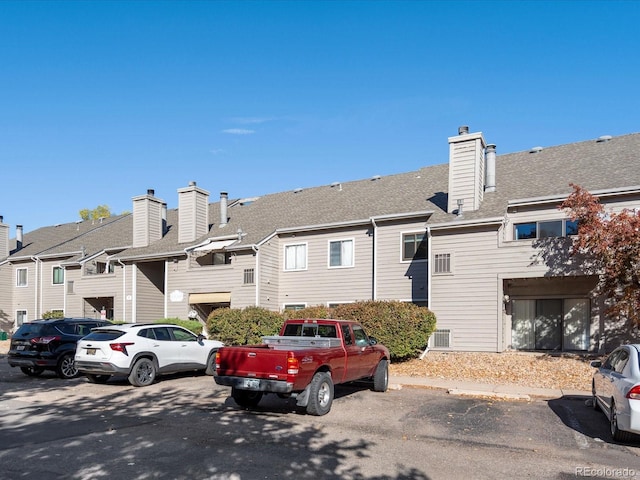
[283,303,307,311]
[433,253,453,275]
[16,267,27,287]
[400,231,428,263]
[328,238,354,268]
[16,310,27,326]
[52,265,64,285]
[284,243,308,271]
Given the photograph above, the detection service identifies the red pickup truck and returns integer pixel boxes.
[214,318,390,415]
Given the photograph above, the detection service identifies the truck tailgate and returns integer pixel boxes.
[216,345,291,381]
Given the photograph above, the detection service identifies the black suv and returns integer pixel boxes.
[8,318,112,379]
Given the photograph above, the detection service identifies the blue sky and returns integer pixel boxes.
[2,0,639,233]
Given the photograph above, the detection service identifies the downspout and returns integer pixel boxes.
[31,256,40,318]
[252,246,260,307]
[164,259,169,319]
[131,264,137,323]
[419,226,432,360]
[426,226,432,309]
[117,259,126,323]
[370,218,378,300]
[62,266,67,315]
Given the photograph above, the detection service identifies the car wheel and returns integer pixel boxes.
[610,401,634,442]
[205,350,218,375]
[231,387,263,408]
[373,359,389,392]
[591,381,600,411]
[20,366,44,377]
[86,374,111,384]
[57,353,79,379]
[306,371,334,416]
[128,358,156,387]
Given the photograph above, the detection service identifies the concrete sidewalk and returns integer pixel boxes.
[390,374,591,401]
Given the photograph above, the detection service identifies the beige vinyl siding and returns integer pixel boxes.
[430,227,502,352]
[0,263,12,330]
[132,197,163,248]
[13,262,36,320]
[63,266,85,318]
[39,260,65,313]
[230,252,257,308]
[447,135,485,213]
[178,187,209,243]
[134,262,165,322]
[165,259,190,319]
[375,220,427,301]
[258,239,280,310]
[74,270,120,313]
[279,227,373,307]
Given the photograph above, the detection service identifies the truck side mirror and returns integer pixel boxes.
[369,337,378,345]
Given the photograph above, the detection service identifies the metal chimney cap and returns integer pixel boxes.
[458,125,469,135]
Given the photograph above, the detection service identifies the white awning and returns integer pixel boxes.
[192,239,236,252]
[189,292,231,304]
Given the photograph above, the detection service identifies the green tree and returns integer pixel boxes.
[561,183,640,325]
[79,205,112,221]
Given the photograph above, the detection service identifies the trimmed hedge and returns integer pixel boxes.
[206,307,282,345]
[208,301,436,361]
[333,301,436,362]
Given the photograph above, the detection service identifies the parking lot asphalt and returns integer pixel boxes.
[0,338,591,402]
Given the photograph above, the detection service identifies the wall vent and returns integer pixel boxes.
[429,329,451,348]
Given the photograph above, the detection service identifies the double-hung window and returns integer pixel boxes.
[53,266,64,285]
[284,243,307,271]
[402,233,427,261]
[329,239,354,268]
[16,268,27,287]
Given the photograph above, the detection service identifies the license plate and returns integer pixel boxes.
[87,348,96,355]
[243,378,260,389]
[16,346,25,351]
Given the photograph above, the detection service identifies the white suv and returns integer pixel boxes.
[75,324,224,387]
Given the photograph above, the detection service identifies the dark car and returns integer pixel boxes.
[8,318,112,379]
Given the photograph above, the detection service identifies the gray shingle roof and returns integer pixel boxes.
[8,132,640,262]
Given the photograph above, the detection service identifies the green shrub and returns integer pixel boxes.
[333,301,436,362]
[207,307,282,345]
[156,318,203,335]
[42,310,65,319]
[283,305,333,320]
[207,301,436,361]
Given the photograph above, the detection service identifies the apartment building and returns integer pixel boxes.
[1,127,638,353]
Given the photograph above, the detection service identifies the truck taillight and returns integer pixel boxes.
[287,353,299,375]
[215,351,221,371]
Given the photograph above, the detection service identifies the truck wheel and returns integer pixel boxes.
[373,359,389,392]
[232,387,263,408]
[57,353,79,379]
[306,372,334,416]
[128,358,156,387]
